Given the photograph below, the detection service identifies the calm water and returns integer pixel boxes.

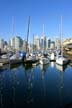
[0,62,72,108]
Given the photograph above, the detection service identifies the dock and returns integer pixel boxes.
[23,58,39,64]
[0,58,9,65]
[0,57,39,70]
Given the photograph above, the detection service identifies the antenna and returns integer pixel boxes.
[61,16,63,56]
[61,16,62,40]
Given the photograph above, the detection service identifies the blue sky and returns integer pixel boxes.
[0,0,72,42]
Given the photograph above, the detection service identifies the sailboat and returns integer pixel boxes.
[56,16,68,65]
[26,16,30,58]
[39,24,49,65]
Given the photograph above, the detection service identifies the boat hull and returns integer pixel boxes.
[40,58,49,65]
[56,57,68,65]
[50,53,55,61]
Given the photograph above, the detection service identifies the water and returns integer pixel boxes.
[0,62,72,108]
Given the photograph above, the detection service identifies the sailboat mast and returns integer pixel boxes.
[43,24,45,51]
[26,16,30,53]
[61,16,63,56]
[33,34,34,53]
[43,24,44,36]
[11,16,14,36]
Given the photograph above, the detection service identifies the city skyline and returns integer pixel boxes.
[0,0,72,42]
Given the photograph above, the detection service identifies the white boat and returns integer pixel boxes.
[29,52,36,60]
[56,16,68,65]
[56,55,68,65]
[10,53,22,60]
[39,24,49,65]
[39,57,49,65]
[50,52,55,61]
[1,54,8,59]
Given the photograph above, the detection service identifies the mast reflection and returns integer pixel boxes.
[24,64,34,106]
[56,64,67,107]
[40,64,48,97]
[0,72,5,108]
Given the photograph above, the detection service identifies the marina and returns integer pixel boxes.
[0,0,72,107]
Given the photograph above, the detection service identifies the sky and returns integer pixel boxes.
[0,0,72,42]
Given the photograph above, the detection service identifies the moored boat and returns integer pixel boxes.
[39,56,49,65]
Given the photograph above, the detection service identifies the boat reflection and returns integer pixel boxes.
[59,69,64,107]
[50,62,55,68]
[40,64,48,98]
[59,66,64,107]
[69,61,72,67]
[57,64,67,107]
[10,64,21,70]
[56,64,67,72]
[55,63,68,107]
[23,63,32,71]
[40,64,49,72]
[0,64,9,71]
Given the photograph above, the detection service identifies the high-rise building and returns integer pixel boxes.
[40,36,46,50]
[14,36,23,51]
[0,38,4,50]
[50,41,55,49]
[9,37,15,49]
[10,36,23,51]
[46,38,51,49]
[34,36,40,50]
[22,40,27,51]
[40,36,44,49]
